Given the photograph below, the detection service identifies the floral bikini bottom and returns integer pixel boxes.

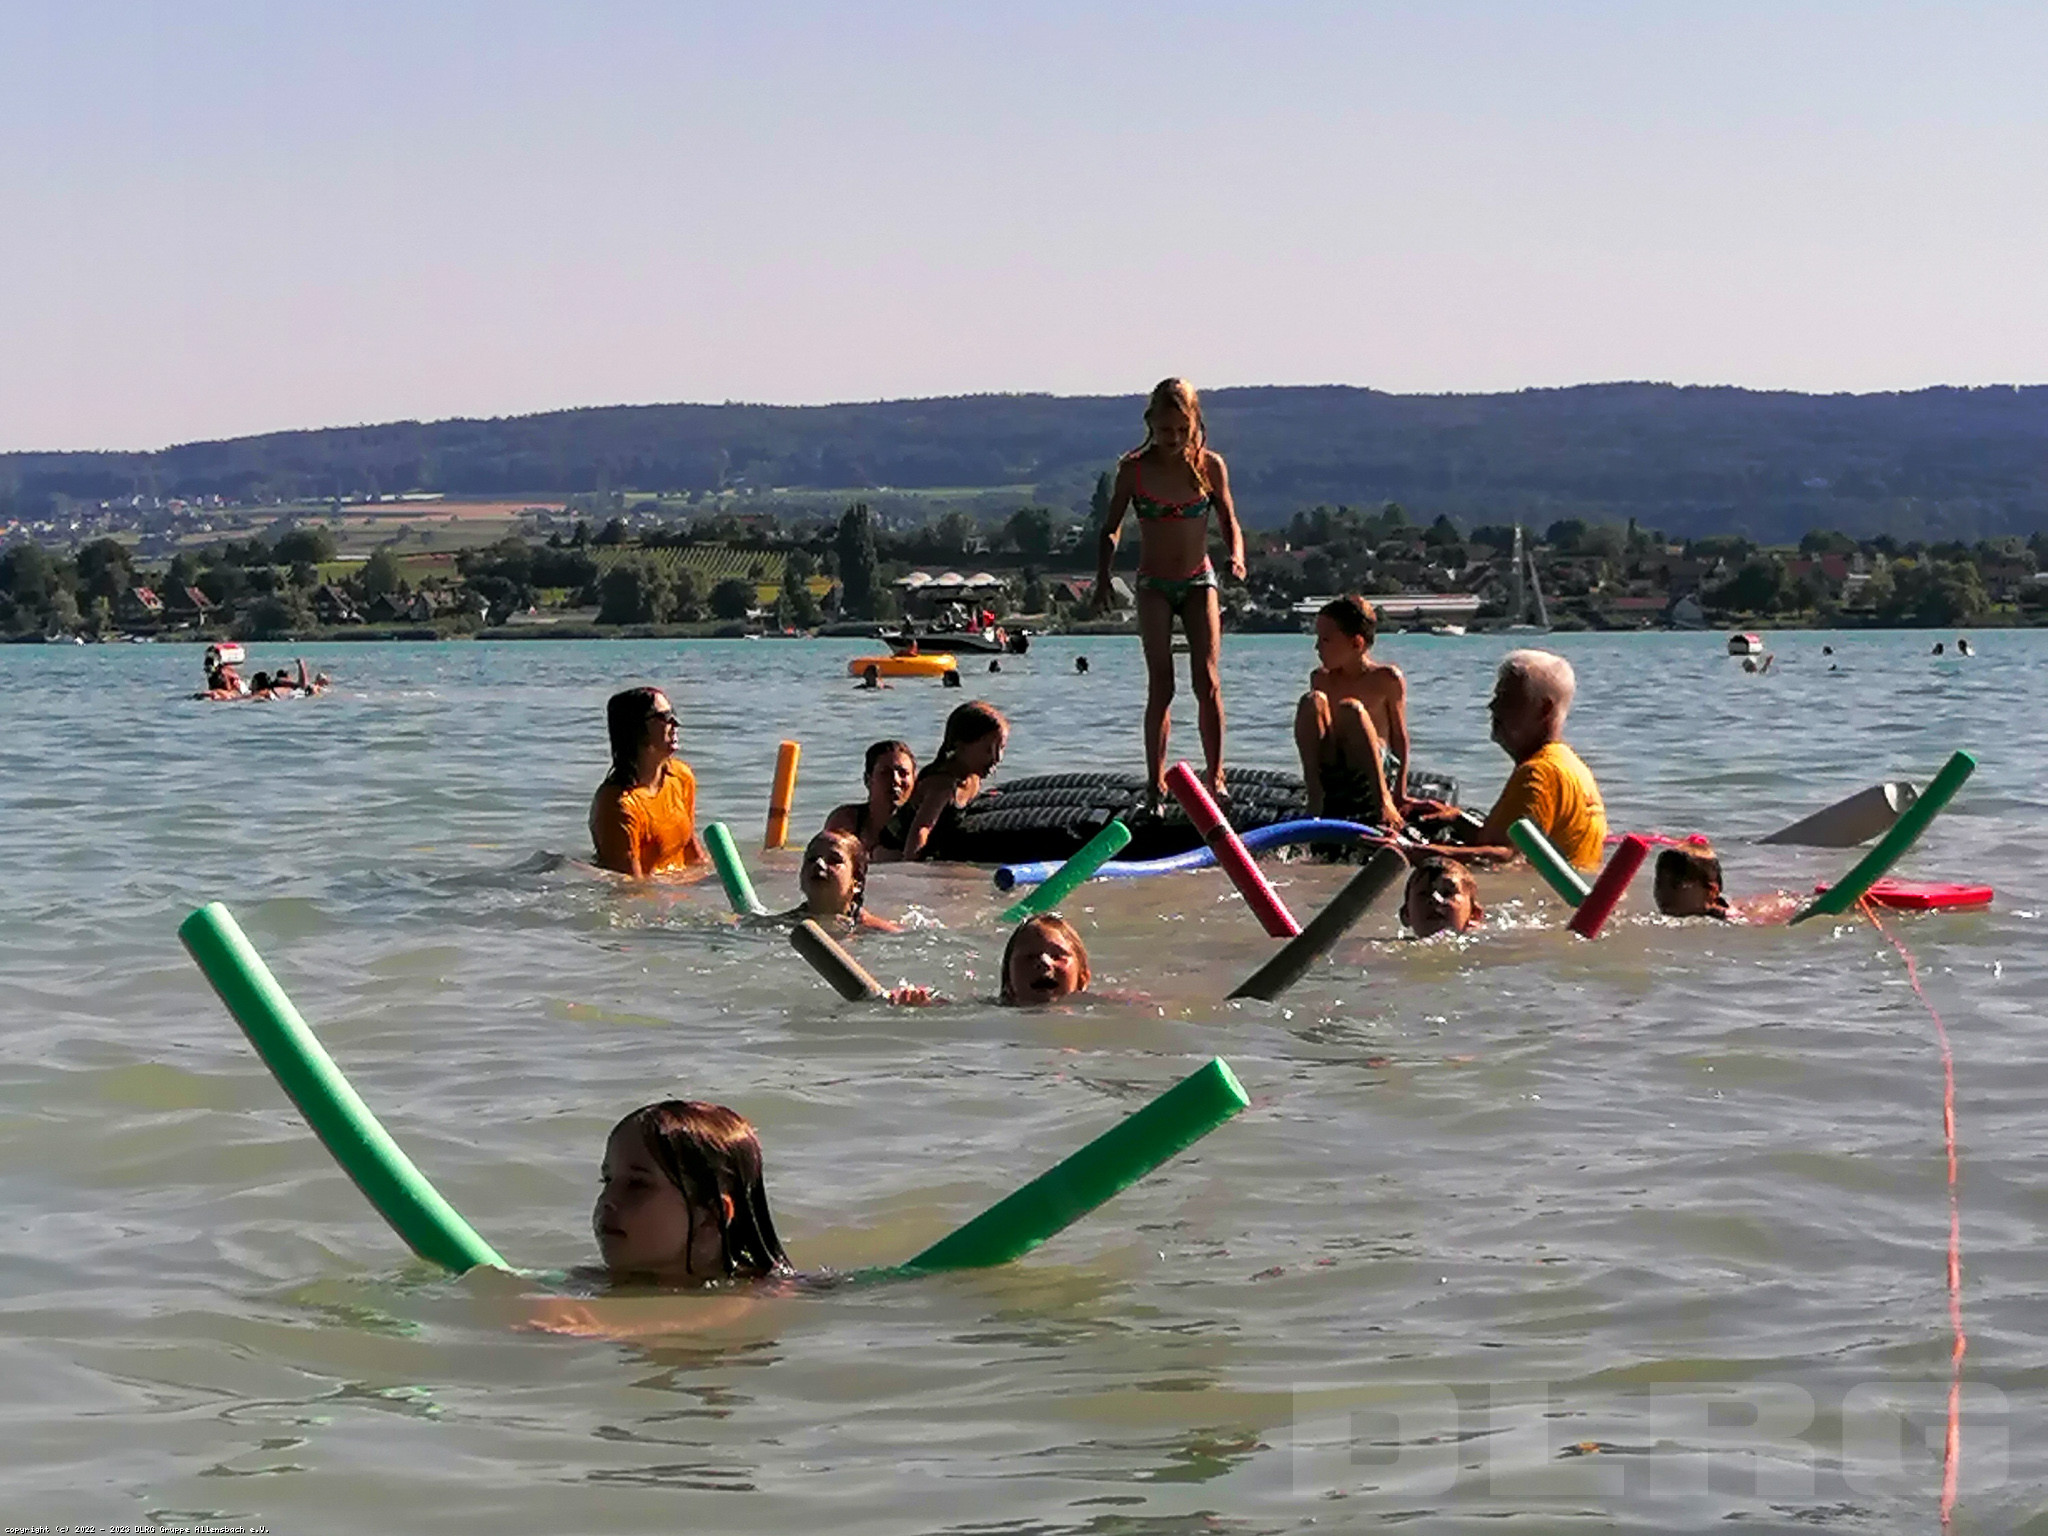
[1135,559,1218,614]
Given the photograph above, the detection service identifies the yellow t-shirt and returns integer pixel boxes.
[589,760,704,875]
[1489,741,1608,871]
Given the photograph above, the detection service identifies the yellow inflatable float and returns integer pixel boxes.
[848,653,959,680]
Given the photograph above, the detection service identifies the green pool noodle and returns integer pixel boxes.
[1229,846,1407,1001]
[178,902,507,1274]
[1508,817,1591,906]
[791,918,886,1001]
[894,1058,1249,1274]
[705,821,768,916]
[1790,750,1976,926]
[999,818,1133,923]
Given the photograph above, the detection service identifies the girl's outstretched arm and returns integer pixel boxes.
[1092,459,1137,612]
[1207,452,1246,580]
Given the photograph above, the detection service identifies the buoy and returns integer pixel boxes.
[1165,763,1300,938]
[178,903,506,1274]
[846,653,959,679]
[1791,752,1976,925]
[1567,834,1650,938]
[994,819,1378,891]
[790,918,886,1000]
[999,818,1133,924]
[1811,878,1992,913]
[1229,847,1407,1001]
[705,822,769,917]
[885,1058,1249,1275]
[1759,781,1918,848]
[764,740,801,850]
[1509,818,1592,906]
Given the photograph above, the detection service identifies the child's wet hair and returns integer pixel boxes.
[1318,595,1378,646]
[927,701,1007,775]
[802,828,869,916]
[1656,845,1723,893]
[1655,845,1728,917]
[612,1100,793,1278]
[998,913,1092,1004]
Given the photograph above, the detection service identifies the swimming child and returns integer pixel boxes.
[782,829,900,932]
[857,664,887,690]
[824,739,917,851]
[1091,378,1246,806]
[941,669,962,688]
[592,1100,794,1283]
[1653,846,1730,920]
[1294,595,1410,828]
[1074,655,1089,674]
[1401,856,1484,937]
[1000,913,1091,1005]
[873,701,1007,862]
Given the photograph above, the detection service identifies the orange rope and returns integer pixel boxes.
[1860,897,1965,1527]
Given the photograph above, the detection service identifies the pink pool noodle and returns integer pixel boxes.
[1568,834,1650,939]
[1164,763,1301,938]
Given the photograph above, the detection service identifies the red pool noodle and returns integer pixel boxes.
[1568,834,1650,939]
[1165,763,1301,938]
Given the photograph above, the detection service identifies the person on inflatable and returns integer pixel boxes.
[780,830,900,933]
[824,739,916,851]
[589,685,707,877]
[1411,650,1608,872]
[874,700,1007,862]
[592,1100,794,1283]
[1091,378,1246,808]
[1294,595,1411,830]
[1401,856,1484,938]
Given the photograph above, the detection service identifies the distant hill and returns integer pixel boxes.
[7,382,2047,544]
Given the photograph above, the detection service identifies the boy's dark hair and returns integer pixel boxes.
[1319,595,1378,647]
[1656,846,1723,891]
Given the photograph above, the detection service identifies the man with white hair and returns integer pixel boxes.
[1415,649,1608,871]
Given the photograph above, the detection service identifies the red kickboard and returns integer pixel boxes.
[1811,877,1994,911]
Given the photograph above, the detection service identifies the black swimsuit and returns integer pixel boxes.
[878,785,967,858]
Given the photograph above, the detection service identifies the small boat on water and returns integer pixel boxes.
[1728,632,1764,656]
[882,624,1029,656]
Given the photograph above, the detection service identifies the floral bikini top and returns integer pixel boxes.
[1130,459,1213,522]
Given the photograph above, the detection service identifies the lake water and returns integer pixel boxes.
[2,630,2042,1533]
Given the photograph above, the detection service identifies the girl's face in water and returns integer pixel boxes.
[593,1125,730,1279]
[800,835,860,915]
[1005,923,1085,1004]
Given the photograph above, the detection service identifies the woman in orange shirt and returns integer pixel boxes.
[589,686,707,877]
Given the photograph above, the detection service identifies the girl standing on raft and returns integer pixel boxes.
[1093,378,1246,806]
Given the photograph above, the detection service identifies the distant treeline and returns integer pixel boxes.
[6,382,2048,544]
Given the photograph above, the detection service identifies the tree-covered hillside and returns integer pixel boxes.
[7,382,2046,543]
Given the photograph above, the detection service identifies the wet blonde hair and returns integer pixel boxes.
[999,913,1093,1004]
[1129,377,1211,495]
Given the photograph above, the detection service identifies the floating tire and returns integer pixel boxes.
[928,767,1459,864]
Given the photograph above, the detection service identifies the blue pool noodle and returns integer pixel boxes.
[993,819,1378,891]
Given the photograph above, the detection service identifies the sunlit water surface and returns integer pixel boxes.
[2,631,2043,1533]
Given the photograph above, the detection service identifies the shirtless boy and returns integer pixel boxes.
[1293,595,1409,828]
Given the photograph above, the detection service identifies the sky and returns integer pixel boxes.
[2,1,2044,452]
